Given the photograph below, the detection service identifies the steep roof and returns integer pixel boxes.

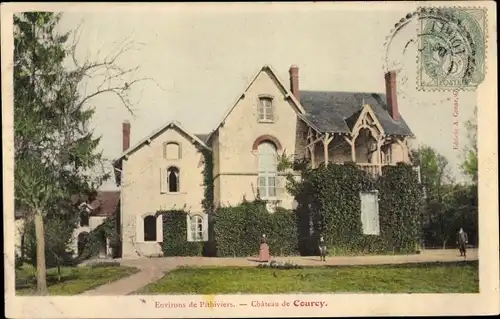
[206,65,306,142]
[115,120,211,164]
[300,91,414,136]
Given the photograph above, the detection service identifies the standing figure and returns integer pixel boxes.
[259,234,270,262]
[319,236,327,261]
[456,228,469,258]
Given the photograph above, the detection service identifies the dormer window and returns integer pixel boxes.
[258,96,274,122]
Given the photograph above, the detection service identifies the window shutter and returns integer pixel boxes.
[160,168,166,193]
[202,214,209,241]
[186,214,193,242]
[360,192,380,235]
[136,216,143,242]
[156,215,163,243]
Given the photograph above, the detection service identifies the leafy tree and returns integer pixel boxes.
[409,146,455,248]
[410,145,452,200]
[14,12,148,295]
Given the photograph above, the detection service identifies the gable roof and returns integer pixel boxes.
[206,65,306,142]
[115,120,211,164]
[299,91,414,136]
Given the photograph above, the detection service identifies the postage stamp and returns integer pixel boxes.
[417,7,487,91]
[1,2,498,319]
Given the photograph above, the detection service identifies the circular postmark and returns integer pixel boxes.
[419,7,485,88]
[383,10,451,106]
[384,7,486,93]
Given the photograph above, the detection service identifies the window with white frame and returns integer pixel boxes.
[164,142,181,160]
[187,214,208,242]
[258,97,274,122]
[258,141,278,199]
[360,191,380,235]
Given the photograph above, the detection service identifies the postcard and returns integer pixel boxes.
[2,2,498,318]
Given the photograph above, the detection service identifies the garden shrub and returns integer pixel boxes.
[294,162,423,255]
[160,210,205,257]
[215,199,298,257]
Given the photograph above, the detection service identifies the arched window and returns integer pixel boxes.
[258,141,277,199]
[143,215,157,241]
[167,167,180,192]
[164,142,181,160]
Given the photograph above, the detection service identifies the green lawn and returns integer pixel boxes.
[16,263,139,295]
[139,261,479,294]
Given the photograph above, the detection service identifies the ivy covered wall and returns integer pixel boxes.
[214,199,298,257]
[159,210,205,256]
[294,162,423,255]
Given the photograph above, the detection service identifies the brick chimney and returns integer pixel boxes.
[289,65,300,101]
[384,70,399,121]
[122,120,131,152]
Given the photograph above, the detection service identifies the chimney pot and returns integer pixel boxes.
[289,65,300,101]
[122,121,131,152]
[384,71,399,121]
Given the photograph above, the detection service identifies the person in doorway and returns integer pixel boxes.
[456,228,469,257]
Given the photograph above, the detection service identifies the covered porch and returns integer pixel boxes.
[301,104,412,178]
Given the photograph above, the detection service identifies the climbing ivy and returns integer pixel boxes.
[158,210,204,256]
[293,162,423,255]
[199,148,217,256]
[214,199,298,257]
[201,148,214,213]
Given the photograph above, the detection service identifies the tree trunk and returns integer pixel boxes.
[34,211,48,295]
[442,239,447,250]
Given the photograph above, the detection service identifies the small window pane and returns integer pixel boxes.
[259,98,273,122]
[268,186,276,197]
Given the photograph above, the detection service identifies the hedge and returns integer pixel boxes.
[294,162,423,255]
[159,210,205,256]
[214,199,298,257]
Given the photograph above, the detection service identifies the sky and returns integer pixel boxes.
[55,3,477,190]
